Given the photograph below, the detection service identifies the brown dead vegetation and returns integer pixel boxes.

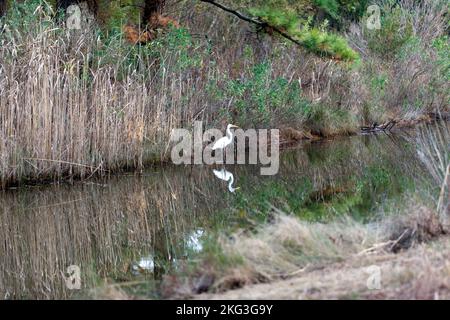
[156,202,448,299]
[124,0,180,45]
[280,127,319,143]
[192,208,449,300]
[124,14,180,44]
[387,206,445,253]
[197,236,450,300]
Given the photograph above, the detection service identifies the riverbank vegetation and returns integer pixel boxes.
[0,0,448,188]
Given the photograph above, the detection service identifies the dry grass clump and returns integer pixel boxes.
[210,203,445,293]
[221,215,381,279]
[386,205,445,253]
[417,122,450,227]
[0,4,198,188]
[198,236,450,300]
[160,214,365,297]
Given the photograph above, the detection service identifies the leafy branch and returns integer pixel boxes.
[199,0,358,61]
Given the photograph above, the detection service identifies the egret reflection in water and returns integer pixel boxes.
[212,168,239,193]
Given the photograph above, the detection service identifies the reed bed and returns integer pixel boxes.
[417,122,450,226]
[0,5,204,188]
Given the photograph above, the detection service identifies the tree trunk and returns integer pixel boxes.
[0,0,7,18]
[143,0,165,25]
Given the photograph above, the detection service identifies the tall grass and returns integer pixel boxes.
[0,3,204,187]
[417,122,450,227]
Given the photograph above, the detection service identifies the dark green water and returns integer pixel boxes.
[0,126,436,299]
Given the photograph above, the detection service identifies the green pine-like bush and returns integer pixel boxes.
[249,6,359,61]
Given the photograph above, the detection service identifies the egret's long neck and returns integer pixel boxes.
[228,175,235,192]
[226,126,233,142]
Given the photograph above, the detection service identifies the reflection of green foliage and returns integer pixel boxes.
[227,177,314,222]
[305,142,350,164]
[366,165,391,191]
[354,163,415,216]
[299,191,363,221]
[221,134,419,223]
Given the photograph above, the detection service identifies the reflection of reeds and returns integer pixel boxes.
[417,122,450,225]
[0,168,222,299]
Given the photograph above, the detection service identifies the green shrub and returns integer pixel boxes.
[432,36,450,82]
[365,3,414,59]
[1,0,54,33]
[306,103,357,136]
[314,0,339,20]
[211,61,312,127]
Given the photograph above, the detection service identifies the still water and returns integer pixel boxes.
[0,126,438,299]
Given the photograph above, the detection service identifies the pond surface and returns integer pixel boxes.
[0,124,442,299]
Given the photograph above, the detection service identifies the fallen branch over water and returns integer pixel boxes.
[22,158,107,171]
[361,120,398,134]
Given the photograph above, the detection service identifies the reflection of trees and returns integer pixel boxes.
[228,132,425,219]
[278,133,422,196]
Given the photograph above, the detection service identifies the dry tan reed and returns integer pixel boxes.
[0,5,203,188]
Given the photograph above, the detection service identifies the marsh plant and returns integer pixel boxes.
[417,122,450,227]
[0,2,207,187]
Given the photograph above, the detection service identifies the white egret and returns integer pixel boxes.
[212,124,239,151]
[212,168,239,193]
